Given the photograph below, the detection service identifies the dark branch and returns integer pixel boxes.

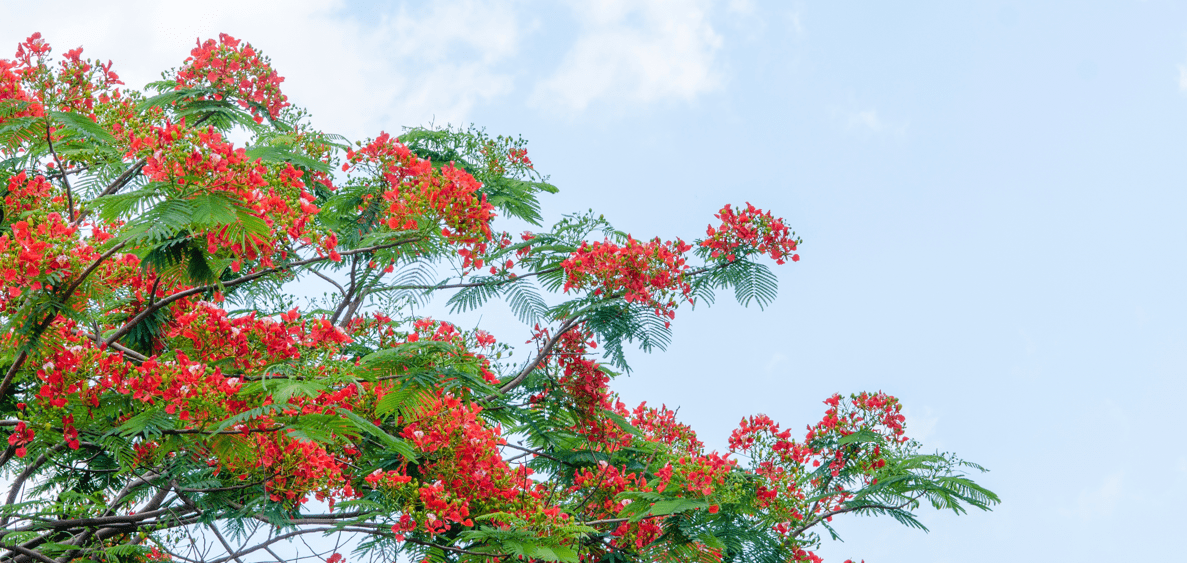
[495,316,581,396]
[104,237,422,348]
[44,123,73,222]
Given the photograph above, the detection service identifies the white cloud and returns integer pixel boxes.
[848,109,885,132]
[0,0,523,139]
[838,106,908,138]
[762,352,787,374]
[726,0,755,16]
[788,9,805,35]
[533,0,724,111]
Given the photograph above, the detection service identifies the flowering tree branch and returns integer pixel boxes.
[0,33,993,563]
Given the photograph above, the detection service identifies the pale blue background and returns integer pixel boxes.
[3,1,1185,560]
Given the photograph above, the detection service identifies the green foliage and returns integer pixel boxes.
[400,125,558,226]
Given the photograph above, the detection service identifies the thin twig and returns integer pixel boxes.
[44,124,74,222]
[173,483,247,563]
[363,265,562,296]
[1,443,68,526]
[501,443,570,466]
[70,157,147,227]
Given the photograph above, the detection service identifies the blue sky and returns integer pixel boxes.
[4,1,1186,560]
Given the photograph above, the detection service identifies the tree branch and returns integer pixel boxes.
[70,157,147,228]
[308,267,347,297]
[2,443,69,525]
[364,265,562,296]
[495,316,581,396]
[104,237,422,348]
[0,545,57,563]
[75,329,147,362]
[172,483,247,563]
[788,497,920,539]
[9,506,196,532]
[44,124,73,222]
[501,443,570,466]
[204,527,338,563]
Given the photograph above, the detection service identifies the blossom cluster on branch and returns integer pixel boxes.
[0,33,996,563]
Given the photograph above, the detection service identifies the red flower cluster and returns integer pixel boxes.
[729,393,912,546]
[0,38,45,125]
[702,203,800,264]
[175,33,288,122]
[397,392,549,536]
[561,236,693,321]
[6,421,34,458]
[507,147,532,167]
[130,121,331,268]
[344,133,496,262]
[0,212,94,307]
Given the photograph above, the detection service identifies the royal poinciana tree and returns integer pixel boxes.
[0,33,997,563]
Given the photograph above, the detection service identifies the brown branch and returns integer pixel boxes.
[44,124,73,222]
[70,157,148,228]
[501,443,569,466]
[308,267,347,297]
[0,545,57,563]
[364,265,562,296]
[98,158,148,198]
[787,497,920,539]
[172,483,247,563]
[11,506,196,531]
[0,352,25,406]
[104,237,422,348]
[1,443,68,526]
[0,445,14,469]
[204,527,338,563]
[99,471,165,519]
[329,255,360,326]
[75,329,147,362]
[52,480,174,563]
[58,242,127,307]
[217,501,502,559]
[495,316,581,396]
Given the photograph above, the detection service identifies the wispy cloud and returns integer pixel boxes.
[763,352,788,375]
[726,0,755,16]
[0,0,524,137]
[788,9,805,35]
[848,109,886,132]
[836,106,908,138]
[532,0,724,112]
[1072,473,1124,520]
